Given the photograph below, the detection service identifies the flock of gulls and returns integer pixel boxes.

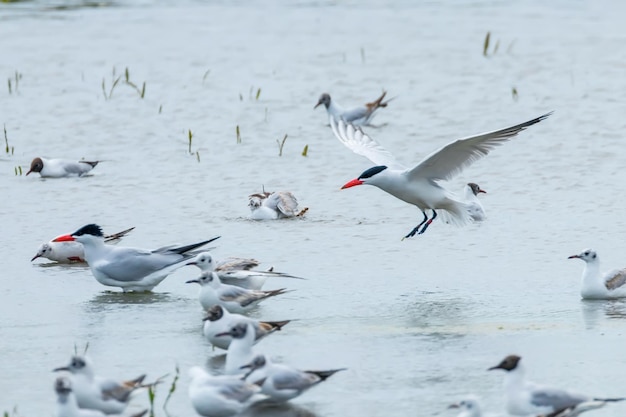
[27,92,626,417]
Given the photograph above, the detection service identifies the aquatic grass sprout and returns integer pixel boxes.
[277,134,288,156]
[7,71,21,94]
[187,130,200,162]
[102,67,146,100]
[4,124,14,155]
[302,144,309,157]
[236,125,242,144]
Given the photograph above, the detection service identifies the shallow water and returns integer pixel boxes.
[2,0,626,416]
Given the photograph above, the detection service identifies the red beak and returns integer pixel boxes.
[341,179,364,189]
[568,255,580,259]
[479,189,487,194]
[52,234,75,242]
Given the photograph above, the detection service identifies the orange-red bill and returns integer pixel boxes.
[341,179,364,189]
[52,234,75,242]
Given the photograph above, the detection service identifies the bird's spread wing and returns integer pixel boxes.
[216,258,260,271]
[604,268,626,291]
[530,387,587,410]
[272,369,318,391]
[406,112,552,181]
[97,248,181,282]
[329,116,405,169]
[272,192,299,216]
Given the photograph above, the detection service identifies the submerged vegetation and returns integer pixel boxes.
[7,71,22,95]
[102,67,146,100]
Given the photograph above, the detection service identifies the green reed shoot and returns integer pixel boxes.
[147,385,156,417]
[512,87,519,101]
[162,365,180,413]
[360,47,366,63]
[158,105,162,114]
[302,144,308,157]
[236,125,241,144]
[277,134,288,156]
[4,124,14,155]
[483,32,490,56]
[188,130,193,154]
[202,69,211,84]
[255,88,261,100]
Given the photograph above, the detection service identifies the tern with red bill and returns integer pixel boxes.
[315,91,391,126]
[26,157,100,177]
[568,249,626,299]
[330,112,552,238]
[32,227,135,264]
[53,224,219,292]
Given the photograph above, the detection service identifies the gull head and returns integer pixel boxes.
[342,165,388,189]
[53,355,93,376]
[216,322,250,339]
[185,271,220,287]
[31,243,51,262]
[240,354,267,372]
[248,195,263,211]
[568,249,598,263]
[186,252,215,271]
[467,183,486,196]
[488,354,521,372]
[314,93,331,109]
[26,157,44,176]
[203,305,225,322]
[54,376,73,401]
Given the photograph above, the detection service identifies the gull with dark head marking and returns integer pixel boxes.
[248,190,308,220]
[186,252,304,290]
[241,354,346,403]
[188,366,266,417]
[26,157,100,177]
[202,305,291,350]
[54,376,148,417]
[329,112,552,238]
[568,249,626,299]
[186,270,288,313]
[216,323,258,375]
[464,183,487,221]
[52,224,219,292]
[32,227,135,264]
[488,355,625,416]
[53,355,159,415]
[315,91,391,126]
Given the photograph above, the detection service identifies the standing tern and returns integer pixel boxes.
[248,190,308,220]
[329,112,552,238]
[203,305,291,350]
[188,366,266,417]
[186,252,304,290]
[32,227,135,263]
[488,355,625,416]
[315,91,391,126]
[568,249,626,299]
[54,377,148,417]
[216,323,258,375]
[53,355,159,414]
[186,271,288,314]
[241,354,346,402]
[26,157,100,177]
[53,224,219,292]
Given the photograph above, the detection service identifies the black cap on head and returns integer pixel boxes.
[488,355,521,372]
[359,165,387,180]
[72,224,103,237]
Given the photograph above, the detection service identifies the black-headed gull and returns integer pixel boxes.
[32,227,135,263]
[186,271,288,314]
[186,252,304,290]
[315,91,391,126]
[488,355,625,416]
[241,354,346,403]
[188,366,266,417]
[54,377,148,417]
[203,305,290,350]
[26,157,100,177]
[464,183,487,221]
[568,249,626,299]
[53,224,219,292]
[216,323,258,376]
[330,113,552,238]
[248,190,308,220]
[53,355,158,415]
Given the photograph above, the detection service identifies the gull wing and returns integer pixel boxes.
[97,247,183,282]
[272,368,319,392]
[530,387,588,411]
[406,112,552,181]
[329,116,405,169]
[216,258,261,271]
[604,268,626,291]
[341,106,369,124]
[220,286,273,307]
[272,192,299,216]
[217,381,258,403]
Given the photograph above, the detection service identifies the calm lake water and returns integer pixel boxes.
[2,0,626,416]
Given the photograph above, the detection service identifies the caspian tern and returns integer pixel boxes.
[53,355,159,415]
[186,252,304,290]
[248,190,308,220]
[54,377,148,417]
[53,224,219,292]
[568,249,626,299]
[202,305,290,350]
[185,271,288,314]
[315,91,391,126]
[488,355,625,416]
[329,112,552,238]
[241,354,346,403]
[26,157,100,177]
[188,366,266,417]
[32,227,135,263]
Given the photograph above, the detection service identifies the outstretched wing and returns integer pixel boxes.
[274,192,299,216]
[329,116,405,169]
[406,112,552,181]
[604,268,626,291]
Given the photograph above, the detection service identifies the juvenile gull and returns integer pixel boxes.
[568,249,626,299]
[248,190,308,220]
[314,91,391,126]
